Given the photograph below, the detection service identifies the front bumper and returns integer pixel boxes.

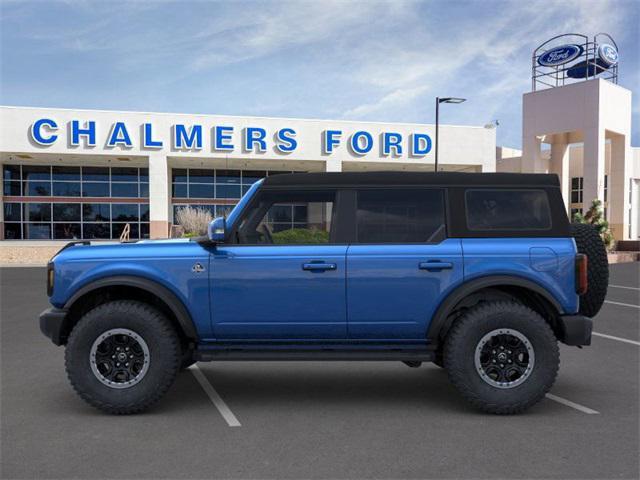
[558,315,592,346]
[39,307,69,346]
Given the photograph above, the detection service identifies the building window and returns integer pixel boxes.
[2,164,149,240]
[571,177,583,204]
[571,208,582,220]
[2,165,149,199]
[170,169,296,224]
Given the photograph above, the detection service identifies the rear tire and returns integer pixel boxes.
[444,301,559,414]
[571,223,609,317]
[65,300,181,414]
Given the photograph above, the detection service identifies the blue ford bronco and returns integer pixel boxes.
[40,172,608,414]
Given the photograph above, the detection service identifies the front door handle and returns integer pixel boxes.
[419,261,453,271]
[302,262,337,271]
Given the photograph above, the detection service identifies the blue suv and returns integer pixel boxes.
[40,172,608,414]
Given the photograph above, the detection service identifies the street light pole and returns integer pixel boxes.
[435,97,440,173]
[434,96,467,172]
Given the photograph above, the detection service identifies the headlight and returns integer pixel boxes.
[47,262,54,296]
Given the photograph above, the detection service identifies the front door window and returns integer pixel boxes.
[237,191,335,245]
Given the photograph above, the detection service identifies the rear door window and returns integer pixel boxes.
[465,189,551,231]
[356,189,445,243]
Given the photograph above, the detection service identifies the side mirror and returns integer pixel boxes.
[208,217,226,242]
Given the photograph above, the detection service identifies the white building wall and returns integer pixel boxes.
[0,106,496,239]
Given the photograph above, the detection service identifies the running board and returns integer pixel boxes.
[195,349,435,362]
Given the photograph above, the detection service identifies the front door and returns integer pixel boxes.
[211,188,347,340]
[346,188,463,340]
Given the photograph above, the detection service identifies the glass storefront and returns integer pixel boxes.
[170,168,294,222]
[3,164,149,240]
[2,165,303,239]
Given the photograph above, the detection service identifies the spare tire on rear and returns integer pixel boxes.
[571,223,609,317]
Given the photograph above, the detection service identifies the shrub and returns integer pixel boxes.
[175,206,213,237]
[271,228,329,244]
[572,199,615,251]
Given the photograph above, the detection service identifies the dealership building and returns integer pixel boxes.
[0,107,496,241]
[0,34,638,243]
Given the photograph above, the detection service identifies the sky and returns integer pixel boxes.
[1,0,638,149]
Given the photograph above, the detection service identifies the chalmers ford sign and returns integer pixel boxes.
[29,118,434,157]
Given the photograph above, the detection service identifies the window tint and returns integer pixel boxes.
[356,189,445,243]
[52,182,81,197]
[238,191,335,245]
[465,189,551,231]
[52,166,80,181]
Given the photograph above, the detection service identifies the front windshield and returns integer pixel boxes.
[224,179,264,229]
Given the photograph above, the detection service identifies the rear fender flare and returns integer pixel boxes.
[427,275,563,344]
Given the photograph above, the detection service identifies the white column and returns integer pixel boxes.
[609,134,631,240]
[325,158,342,172]
[550,135,570,212]
[148,153,170,239]
[582,126,606,212]
[522,135,543,173]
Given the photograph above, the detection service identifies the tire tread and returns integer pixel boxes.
[65,300,180,415]
[444,301,559,415]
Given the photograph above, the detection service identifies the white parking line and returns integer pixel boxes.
[604,300,640,309]
[609,284,640,291]
[188,365,241,427]
[593,332,640,346]
[545,394,600,414]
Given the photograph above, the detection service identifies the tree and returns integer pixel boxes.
[572,199,615,251]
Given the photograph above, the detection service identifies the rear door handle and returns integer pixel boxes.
[302,262,337,271]
[419,261,453,271]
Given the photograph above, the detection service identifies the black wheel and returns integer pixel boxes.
[571,223,609,317]
[444,301,559,414]
[65,300,181,414]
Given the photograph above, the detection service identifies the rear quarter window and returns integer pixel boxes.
[465,189,552,231]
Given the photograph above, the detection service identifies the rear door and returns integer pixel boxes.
[346,188,463,340]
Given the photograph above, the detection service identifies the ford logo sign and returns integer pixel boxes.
[598,44,618,66]
[538,44,583,67]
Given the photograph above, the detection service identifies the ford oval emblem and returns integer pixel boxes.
[538,44,583,67]
[598,43,618,66]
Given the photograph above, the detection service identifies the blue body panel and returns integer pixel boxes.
[346,239,464,340]
[210,245,347,340]
[461,238,578,314]
[50,239,214,337]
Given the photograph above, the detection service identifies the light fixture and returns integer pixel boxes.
[438,97,466,104]
[435,96,467,172]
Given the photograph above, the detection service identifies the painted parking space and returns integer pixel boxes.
[1,264,638,479]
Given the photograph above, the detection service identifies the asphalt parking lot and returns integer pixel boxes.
[1,263,638,479]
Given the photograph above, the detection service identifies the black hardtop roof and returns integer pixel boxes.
[262,171,560,188]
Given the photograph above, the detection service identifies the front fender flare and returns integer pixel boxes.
[64,275,198,340]
[426,275,564,344]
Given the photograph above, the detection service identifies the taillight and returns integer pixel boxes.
[575,254,588,295]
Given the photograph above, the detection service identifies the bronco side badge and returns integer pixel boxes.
[192,262,205,274]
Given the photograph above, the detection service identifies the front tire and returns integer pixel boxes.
[65,300,181,414]
[444,301,559,414]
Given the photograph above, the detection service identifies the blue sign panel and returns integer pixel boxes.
[598,44,618,66]
[537,44,583,67]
